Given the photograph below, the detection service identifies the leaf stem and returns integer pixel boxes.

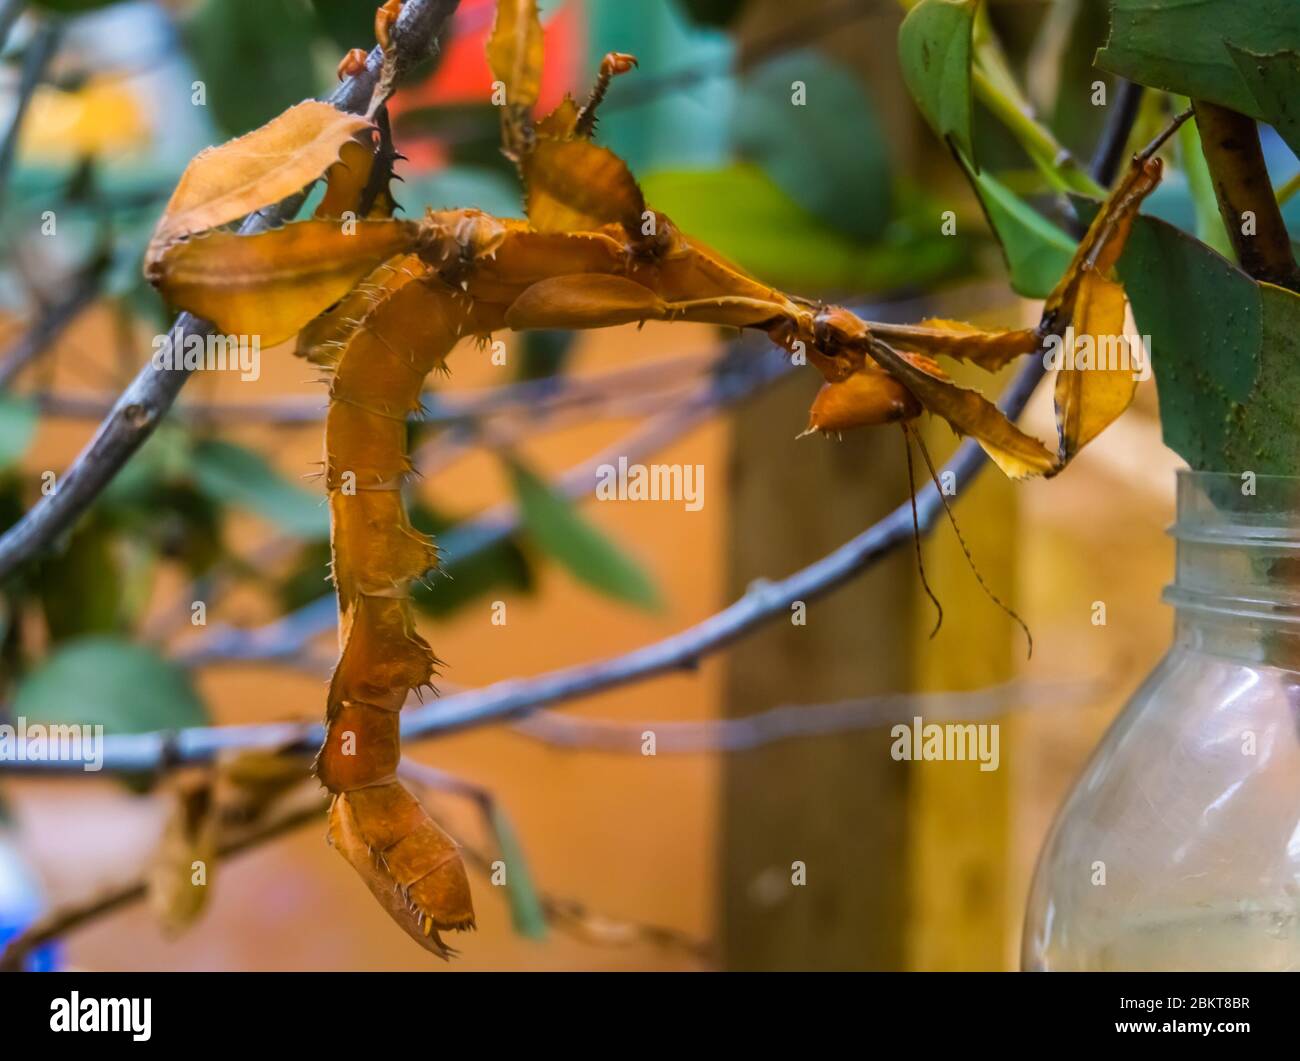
[1276,170,1300,208]
[970,67,1103,198]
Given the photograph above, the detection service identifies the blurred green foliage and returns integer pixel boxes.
[3,0,1298,727]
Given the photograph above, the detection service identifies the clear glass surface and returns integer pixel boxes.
[1023,471,1300,971]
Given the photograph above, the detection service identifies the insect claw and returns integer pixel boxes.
[602,51,639,76]
[337,48,369,82]
[375,0,403,52]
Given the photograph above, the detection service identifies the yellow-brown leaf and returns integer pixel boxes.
[523,138,645,235]
[148,773,218,935]
[505,273,665,329]
[803,368,921,435]
[315,134,391,220]
[867,340,1057,478]
[871,318,1041,371]
[150,219,420,346]
[1054,268,1133,462]
[149,101,372,252]
[486,0,544,110]
[1044,156,1162,324]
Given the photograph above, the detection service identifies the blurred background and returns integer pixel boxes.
[0,0,1292,971]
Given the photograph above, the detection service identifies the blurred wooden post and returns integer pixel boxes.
[719,372,916,970]
[713,0,1019,971]
[719,361,1019,971]
[902,383,1017,971]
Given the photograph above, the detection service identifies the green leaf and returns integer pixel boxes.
[898,0,977,164]
[1245,283,1300,469]
[0,395,36,469]
[30,0,129,10]
[732,49,892,240]
[34,515,123,641]
[643,164,963,290]
[409,502,535,618]
[308,0,380,51]
[1110,214,1300,472]
[15,636,208,733]
[394,104,517,174]
[1227,45,1300,160]
[674,0,747,27]
[507,458,660,610]
[517,330,576,383]
[960,157,1076,298]
[1097,0,1300,120]
[184,0,321,136]
[487,802,548,940]
[191,439,327,539]
[397,166,525,221]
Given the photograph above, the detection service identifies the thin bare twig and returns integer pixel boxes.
[171,363,780,667]
[0,0,463,583]
[0,796,327,971]
[0,69,1146,773]
[34,350,715,425]
[0,263,102,389]
[0,767,707,970]
[0,1,26,53]
[0,357,1044,775]
[0,16,58,213]
[511,676,1102,753]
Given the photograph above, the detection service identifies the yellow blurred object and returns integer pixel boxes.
[19,77,149,160]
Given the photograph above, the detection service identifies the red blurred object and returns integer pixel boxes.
[391,0,585,168]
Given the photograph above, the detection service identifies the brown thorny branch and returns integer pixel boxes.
[0,10,1151,956]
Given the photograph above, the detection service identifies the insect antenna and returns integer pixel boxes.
[904,421,1033,659]
[1136,107,1193,163]
[900,423,943,639]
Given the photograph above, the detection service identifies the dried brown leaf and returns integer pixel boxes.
[867,340,1057,478]
[487,0,545,110]
[149,101,372,253]
[523,138,646,234]
[1054,268,1134,461]
[871,318,1041,371]
[150,218,420,346]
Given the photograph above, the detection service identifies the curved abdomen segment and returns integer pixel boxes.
[316,271,477,958]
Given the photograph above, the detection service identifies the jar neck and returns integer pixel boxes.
[1166,471,1300,670]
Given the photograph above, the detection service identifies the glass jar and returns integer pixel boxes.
[1023,470,1300,971]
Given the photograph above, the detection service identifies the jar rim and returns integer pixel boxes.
[1176,469,1300,485]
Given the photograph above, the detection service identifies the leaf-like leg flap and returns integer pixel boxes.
[487,0,544,157]
[296,253,428,367]
[149,101,374,251]
[149,219,421,346]
[870,318,1042,370]
[803,368,922,435]
[522,138,646,235]
[663,295,800,329]
[1054,268,1133,462]
[505,273,667,329]
[328,782,474,960]
[1044,154,1162,324]
[867,338,1057,479]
